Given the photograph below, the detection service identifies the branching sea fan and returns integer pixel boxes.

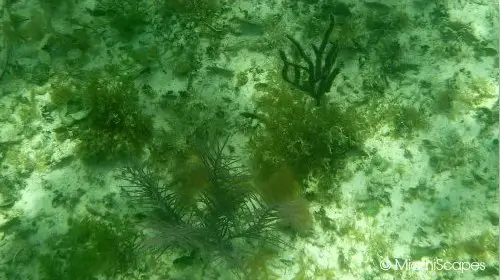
[117,129,284,269]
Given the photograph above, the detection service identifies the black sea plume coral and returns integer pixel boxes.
[279,15,342,106]
[117,130,283,268]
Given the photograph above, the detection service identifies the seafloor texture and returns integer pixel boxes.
[0,0,498,279]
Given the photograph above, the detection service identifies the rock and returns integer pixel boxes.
[0,123,22,144]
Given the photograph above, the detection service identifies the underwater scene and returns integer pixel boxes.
[0,0,498,279]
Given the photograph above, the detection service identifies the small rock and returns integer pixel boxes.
[0,123,22,144]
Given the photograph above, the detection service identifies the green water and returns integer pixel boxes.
[0,0,498,279]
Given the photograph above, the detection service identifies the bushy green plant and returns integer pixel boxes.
[38,217,139,280]
[97,0,149,39]
[390,105,429,138]
[422,129,476,173]
[49,75,82,107]
[249,88,363,180]
[75,70,153,163]
[161,0,220,15]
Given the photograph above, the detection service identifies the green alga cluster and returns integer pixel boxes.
[79,72,153,163]
[161,0,221,15]
[50,69,153,164]
[96,0,149,39]
[249,87,364,181]
[37,217,139,280]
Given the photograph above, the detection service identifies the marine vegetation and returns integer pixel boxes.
[279,15,343,106]
[256,167,314,235]
[37,217,139,280]
[94,0,150,39]
[161,0,221,14]
[79,71,153,163]
[390,105,429,138]
[250,87,363,181]
[117,127,285,273]
[50,68,153,163]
